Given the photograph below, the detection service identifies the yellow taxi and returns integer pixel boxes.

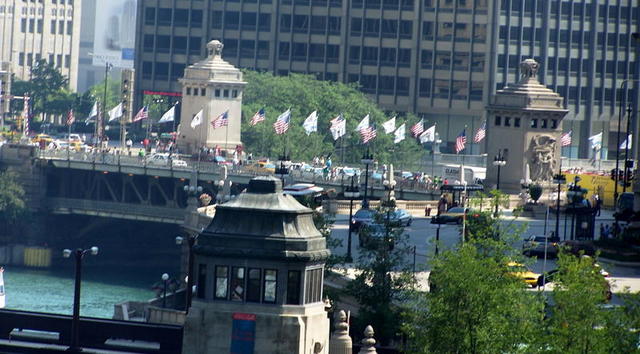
[31,134,53,144]
[506,262,540,288]
[245,161,276,174]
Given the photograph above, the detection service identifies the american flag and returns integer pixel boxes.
[411,119,424,137]
[22,96,30,135]
[133,106,149,122]
[455,129,466,153]
[473,120,486,143]
[250,108,265,126]
[211,110,229,129]
[66,109,75,126]
[360,124,377,144]
[560,130,572,147]
[273,109,291,135]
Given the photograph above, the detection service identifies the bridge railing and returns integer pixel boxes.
[47,198,185,223]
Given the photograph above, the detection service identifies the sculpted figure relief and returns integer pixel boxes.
[528,134,557,182]
[519,59,539,81]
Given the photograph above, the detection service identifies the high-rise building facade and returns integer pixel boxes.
[135,0,639,158]
[0,0,81,91]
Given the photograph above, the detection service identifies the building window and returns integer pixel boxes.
[531,119,538,128]
[231,267,246,301]
[514,118,521,127]
[551,119,558,129]
[247,269,261,303]
[195,264,207,299]
[201,88,206,96]
[263,269,277,303]
[67,21,72,35]
[495,116,501,126]
[504,117,511,127]
[541,119,548,129]
[215,89,221,97]
[50,20,56,34]
[65,55,70,68]
[186,87,191,95]
[286,270,301,305]
[58,20,64,34]
[215,266,229,299]
[232,90,238,98]
[304,268,323,304]
[223,89,229,98]
[193,88,199,96]
[419,79,431,97]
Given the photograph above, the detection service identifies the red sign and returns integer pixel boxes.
[232,313,256,321]
[143,90,182,97]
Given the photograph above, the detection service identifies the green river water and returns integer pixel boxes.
[2,266,162,318]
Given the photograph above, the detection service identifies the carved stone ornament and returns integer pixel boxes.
[207,40,224,58]
[519,59,539,81]
[527,134,557,182]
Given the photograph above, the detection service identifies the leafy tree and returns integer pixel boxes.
[403,240,544,353]
[0,170,27,234]
[345,202,417,345]
[241,70,424,164]
[545,252,638,353]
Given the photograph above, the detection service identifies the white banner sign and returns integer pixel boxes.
[92,0,137,68]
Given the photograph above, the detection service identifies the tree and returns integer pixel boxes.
[545,252,639,353]
[403,240,544,353]
[345,202,417,345]
[0,170,27,235]
[241,70,425,164]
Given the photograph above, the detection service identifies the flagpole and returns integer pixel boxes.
[67,110,71,161]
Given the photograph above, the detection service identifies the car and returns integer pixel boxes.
[537,261,612,300]
[31,134,53,144]
[388,209,412,227]
[245,161,276,174]
[431,207,468,224]
[522,235,560,257]
[506,262,540,288]
[351,208,376,231]
[147,153,188,168]
[358,223,388,248]
[558,240,596,256]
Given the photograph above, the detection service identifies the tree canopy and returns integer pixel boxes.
[240,70,425,165]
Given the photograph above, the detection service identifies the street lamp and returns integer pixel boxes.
[360,151,374,208]
[62,246,99,352]
[553,172,566,241]
[343,174,360,263]
[492,150,507,215]
[275,156,290,185]
[566,176,584,241]
[382,178,397,251]
[161,273,169,308]
[175,234,198,311]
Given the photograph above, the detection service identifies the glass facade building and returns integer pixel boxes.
[135,0,639,157]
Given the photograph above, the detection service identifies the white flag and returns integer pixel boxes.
[382,116,396,134]
[190,109,203,128]
[158,106,175,123]
[107,103,123,122]
[620,134,633,150]
[394,123,406,144]
[419,124,436,143]
[303,111,318,135]
[588,132,603,150]
[355,114,370,132]
[85,102,98,124]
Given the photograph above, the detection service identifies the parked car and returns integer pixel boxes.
[559,240,596,256]
[245,161,276,174]
[351,208,376,231]
[431,207,468,224]
[147,153,188,168]
[506,262,540,288]
[31,134,53,145]
[522,235,560,257]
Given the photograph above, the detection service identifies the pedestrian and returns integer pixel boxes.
[594,194,602,216]
[599,224,605,240]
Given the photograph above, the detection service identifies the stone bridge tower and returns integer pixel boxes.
[177,40,246,155]
[485,59,569,193]
[182,176,331,354]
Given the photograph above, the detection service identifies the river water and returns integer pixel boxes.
[3,266,162,318]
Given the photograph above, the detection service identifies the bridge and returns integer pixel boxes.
[0,145,439,224]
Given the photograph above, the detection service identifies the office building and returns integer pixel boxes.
[0,0,81,91]
[135,0,639,158]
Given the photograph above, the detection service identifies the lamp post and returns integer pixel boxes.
[566,176,583,241]
[361,150,374,208]
[344,174,360,262]
[161,273,169,308]
[382,178,397,251]
[275,156,290,185]
[553,171,566,240]
[175,233,198,312]
[62,246,99,352]
[492,150,507,216]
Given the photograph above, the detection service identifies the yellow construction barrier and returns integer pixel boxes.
[564,173,616,208]
[23,247,52,268]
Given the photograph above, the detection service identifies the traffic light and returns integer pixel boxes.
[120,69,135,123]
[0,62,12,115]
[610,168,620,181]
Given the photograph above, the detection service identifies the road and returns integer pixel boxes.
[329,210,640,299]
